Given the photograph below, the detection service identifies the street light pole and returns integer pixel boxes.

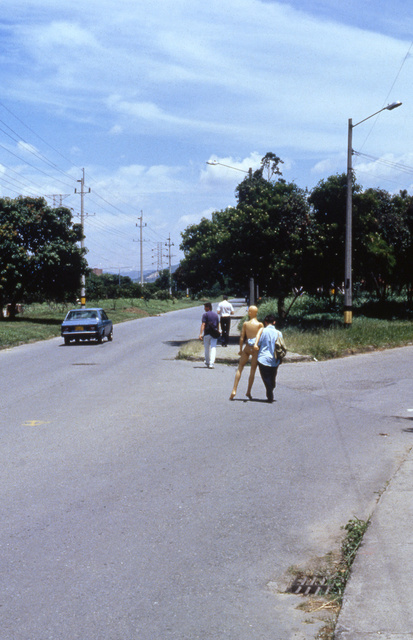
[344,118,354,326]
[344,101,402,326]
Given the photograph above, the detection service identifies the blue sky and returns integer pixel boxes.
[0,0,411,274]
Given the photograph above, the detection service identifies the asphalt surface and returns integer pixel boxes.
[202,303,413,638]
[1,300,412,639]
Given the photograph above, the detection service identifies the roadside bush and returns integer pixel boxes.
[152,289,172,300]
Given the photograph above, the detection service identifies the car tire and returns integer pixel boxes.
[97,333,103,344]
[64,337,70,346]
[108,329,113,341]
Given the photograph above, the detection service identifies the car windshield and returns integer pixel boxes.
[66,310,98,320]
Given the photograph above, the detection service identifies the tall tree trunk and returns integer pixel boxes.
[277,295,286,319]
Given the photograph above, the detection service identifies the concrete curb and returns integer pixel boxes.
[185,303,313,365]
[335,448,413,639]
[187,349,312,365]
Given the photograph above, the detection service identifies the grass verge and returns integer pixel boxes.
[2,294,412,359]
[283,317,413,360]
[252,294,413,360]
[0,297,202,350]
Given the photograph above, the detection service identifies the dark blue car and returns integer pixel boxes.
[61,308,113,345]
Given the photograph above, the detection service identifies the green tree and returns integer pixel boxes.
[394,190,413,301]
[179,153,313,315]
[309,177,413,301]
[0,197,86,317]
[179,216,227,291]
[154,268,171,291]
[308,173,361,294]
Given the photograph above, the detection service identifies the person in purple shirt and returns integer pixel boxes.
[199,302,219,369]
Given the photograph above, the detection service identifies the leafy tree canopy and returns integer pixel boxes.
[180,154,313,311]
[179,153,413,306]
[0,196,87,316]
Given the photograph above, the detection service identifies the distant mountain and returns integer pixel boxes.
[103,264,179,283]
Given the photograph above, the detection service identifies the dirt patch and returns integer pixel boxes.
[279,552,342,640]
[124,307,150,316]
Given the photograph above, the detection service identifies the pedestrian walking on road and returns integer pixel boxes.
[216,295,234,347]
[254,314,286,403]
[199,302,220,369]
[229,306,263,400]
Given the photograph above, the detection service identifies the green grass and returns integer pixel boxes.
[328,517,370,603]
[0,297,202,350]
[2,294,412,358]
[255,294,413,360]
[283,317,413,360]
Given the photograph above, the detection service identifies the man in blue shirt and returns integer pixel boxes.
[255,314,286,403]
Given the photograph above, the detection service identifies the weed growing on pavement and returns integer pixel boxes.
[176,339,203,360]
[328,516,370,602]
[314,517,370,640]
[286,518,370,640]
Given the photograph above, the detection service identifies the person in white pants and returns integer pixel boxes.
[199,302,219,368]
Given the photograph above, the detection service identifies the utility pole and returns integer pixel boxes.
[45,194,70,207]
[164,234,174,295]
[152,242,163,272]
[136,211,147,287]
[75,168,91,308]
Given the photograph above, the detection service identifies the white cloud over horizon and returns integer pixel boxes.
[0,0,412,271]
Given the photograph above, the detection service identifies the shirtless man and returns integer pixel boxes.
[229,306,263,401]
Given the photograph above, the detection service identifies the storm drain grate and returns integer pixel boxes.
[287,575,331,596]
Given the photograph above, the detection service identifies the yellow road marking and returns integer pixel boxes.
[23,420,51,427]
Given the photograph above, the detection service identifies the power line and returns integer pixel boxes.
[0,101,83,171]
[0,141,75,190]
[354,151,413,176]
[359,40,412,153]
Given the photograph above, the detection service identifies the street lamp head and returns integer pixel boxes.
[386,101,402,110]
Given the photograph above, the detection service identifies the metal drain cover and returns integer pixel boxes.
[287,575,330,596]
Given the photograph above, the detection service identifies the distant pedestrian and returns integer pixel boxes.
[199,302,220,369]
[216,295,234,347]
[254,314,286,403]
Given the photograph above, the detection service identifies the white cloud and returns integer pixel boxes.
[17,141,38,155]
[0,0,411,269]
[109,124,123,135]
[178,209,214,226]
[311,156,344,176]
[201,153,263,185]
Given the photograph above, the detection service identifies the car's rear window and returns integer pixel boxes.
[67,310,98,320]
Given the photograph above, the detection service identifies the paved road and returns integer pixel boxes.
[1,304,412,639]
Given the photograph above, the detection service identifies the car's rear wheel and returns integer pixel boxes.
[108,328,113,341]
[64,337,70,346]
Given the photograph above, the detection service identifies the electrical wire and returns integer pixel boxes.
[0,104,176,268]
[358,40,413,153]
